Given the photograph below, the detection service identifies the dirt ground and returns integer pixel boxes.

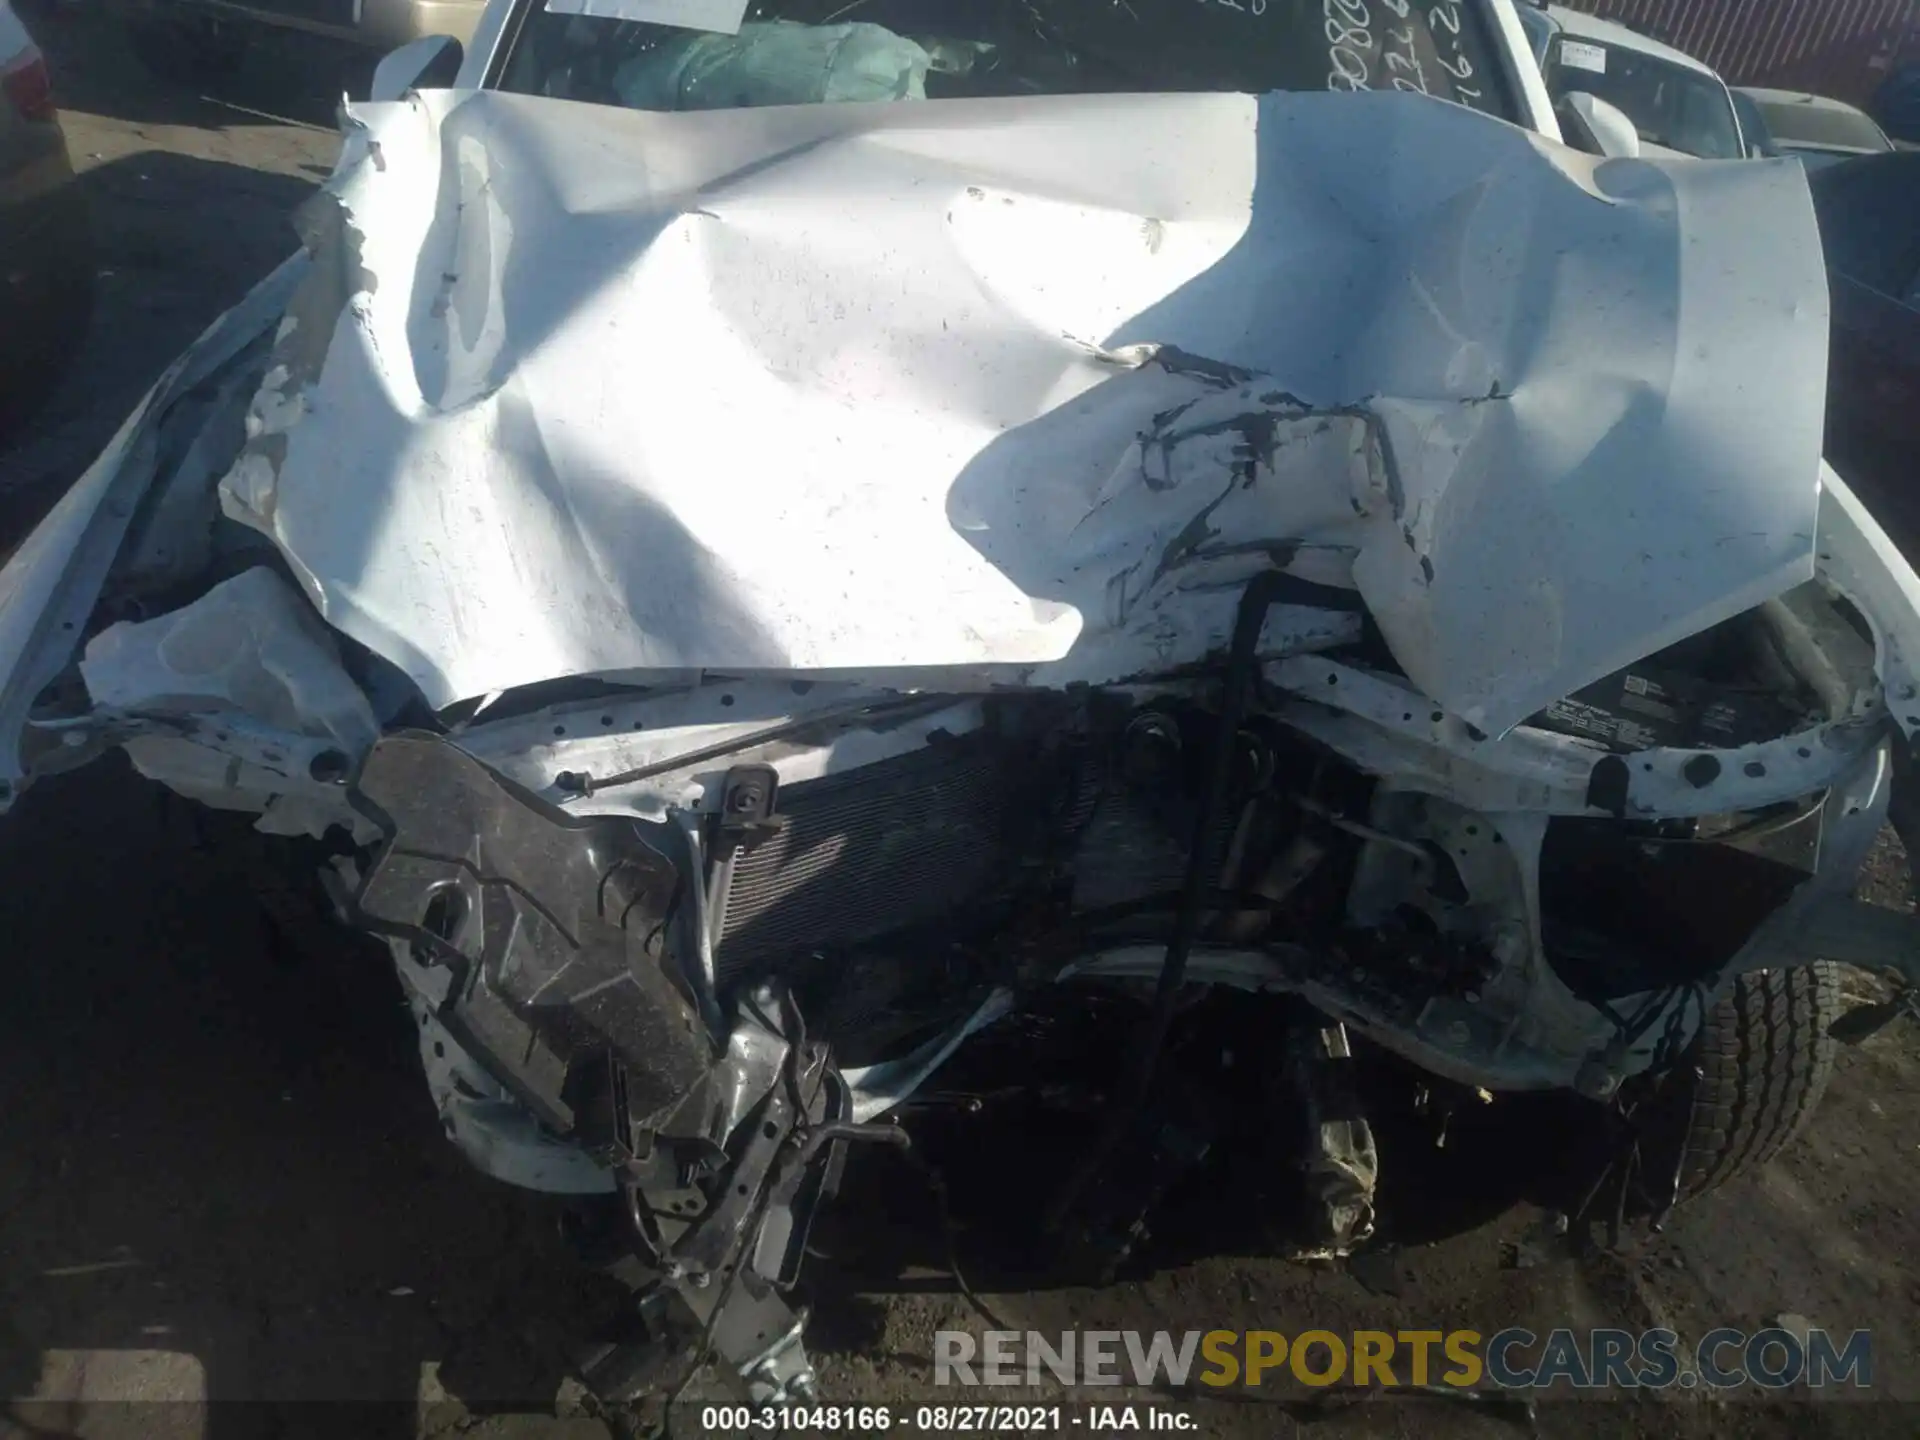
[3,11,1920,1440]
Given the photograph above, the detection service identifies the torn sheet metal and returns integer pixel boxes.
[82,567,377,749]
[79,567,378,836]
[223,88,1827,735]
[0,258,305,807]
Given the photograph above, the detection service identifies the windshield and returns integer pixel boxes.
[1752,95,1891,154]
[492,0,1512,120]
[1541,35,1740,157]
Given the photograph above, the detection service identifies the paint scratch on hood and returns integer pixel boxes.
[216,87,1828,734]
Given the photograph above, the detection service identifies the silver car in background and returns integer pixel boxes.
[1737,86,1896,172]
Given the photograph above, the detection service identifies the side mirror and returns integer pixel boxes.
[369,34,464,103]
[1555,91,1642,159]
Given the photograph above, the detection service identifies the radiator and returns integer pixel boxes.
[714,739,1017,981]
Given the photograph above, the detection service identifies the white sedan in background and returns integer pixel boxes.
[1515,1,1749,158]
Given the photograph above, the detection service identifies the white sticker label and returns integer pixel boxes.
[1558,40,1608,75]
[542,0,750,34]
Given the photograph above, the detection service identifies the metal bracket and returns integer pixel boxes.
[718,764,784,846]
[703,764,787,967]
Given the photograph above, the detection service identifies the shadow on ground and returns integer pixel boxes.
[0,762,629,1438]
[0,145,314,545]
[0,6,354,538]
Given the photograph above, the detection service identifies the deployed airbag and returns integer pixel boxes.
[614,21,932,110]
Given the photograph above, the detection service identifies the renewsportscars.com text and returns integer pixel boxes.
[934,1327,1873,1390]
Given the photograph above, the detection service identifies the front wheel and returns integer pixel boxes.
[1373,965,1841,1241]
[1668,962,1840,1199]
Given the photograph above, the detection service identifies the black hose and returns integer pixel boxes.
[1042,570,1287,1235]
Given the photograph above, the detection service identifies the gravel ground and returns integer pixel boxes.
[3,13,1920,1440]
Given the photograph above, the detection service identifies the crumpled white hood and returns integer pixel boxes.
[219,86,1828,735]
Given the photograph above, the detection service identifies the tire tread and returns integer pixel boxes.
[1678,963,1837,1196]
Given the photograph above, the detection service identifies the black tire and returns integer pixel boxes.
[126,18,247,87]
[1673,962,1839,1198]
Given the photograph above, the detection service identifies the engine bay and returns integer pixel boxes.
[294,561,1884,1404]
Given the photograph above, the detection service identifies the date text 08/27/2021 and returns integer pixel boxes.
[698,1407,1194,1432]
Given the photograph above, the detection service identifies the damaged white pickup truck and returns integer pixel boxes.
[7,0,1920,1408]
